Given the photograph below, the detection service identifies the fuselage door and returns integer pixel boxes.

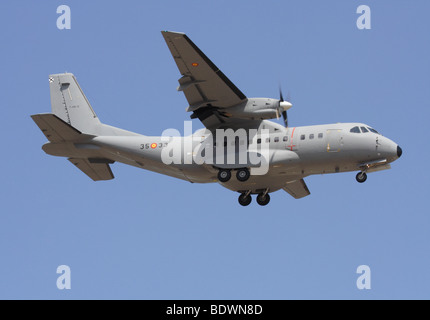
[327,129,343,152]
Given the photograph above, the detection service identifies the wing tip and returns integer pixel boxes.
[49,72,75,78]
[161,30,186,36]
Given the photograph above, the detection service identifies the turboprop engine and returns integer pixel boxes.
[222,97,292,121]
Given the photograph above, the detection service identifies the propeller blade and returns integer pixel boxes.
[282,110,288,127]
[279,86,291,127]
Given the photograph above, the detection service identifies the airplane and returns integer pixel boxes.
[31,31,402,206]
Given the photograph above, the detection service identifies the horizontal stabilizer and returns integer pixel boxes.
[68,158,114,181]
[283,179,311,199]
[31,113,81,142]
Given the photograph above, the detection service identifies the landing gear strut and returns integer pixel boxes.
[356,172,367,183]
[238,191,252,206]
[218,169,231,183]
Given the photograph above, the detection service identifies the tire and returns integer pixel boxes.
[356,172,367,183]
[256,193,271,206]
[218,169,231,183]
[236,168,250,182]
[238,194,252,206]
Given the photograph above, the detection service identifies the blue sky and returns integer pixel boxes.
[0,0,429,299]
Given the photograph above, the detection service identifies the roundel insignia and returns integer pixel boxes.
[151,143,157,149]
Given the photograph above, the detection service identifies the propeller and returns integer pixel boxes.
[278,87,292,127]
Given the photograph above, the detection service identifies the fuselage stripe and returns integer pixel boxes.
[290,127,296,151]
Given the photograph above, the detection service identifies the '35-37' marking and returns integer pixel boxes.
[140,143,168,150]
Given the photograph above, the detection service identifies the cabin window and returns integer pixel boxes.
[361,126,369,133]
[318,133,323,138]
[350,126,360,133]
[257,138,261,144]
[309,134,314,140]
[266,138,270,143]
[301,135,305,140]
[274,137,280,143]
[283,136,288,142]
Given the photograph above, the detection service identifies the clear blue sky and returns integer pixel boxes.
[0,0,429,299]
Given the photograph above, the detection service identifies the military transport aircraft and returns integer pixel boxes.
[31,31,402,206]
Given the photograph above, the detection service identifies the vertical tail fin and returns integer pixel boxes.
[49,73,101,134]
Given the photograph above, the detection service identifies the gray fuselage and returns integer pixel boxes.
[43,120,400,194]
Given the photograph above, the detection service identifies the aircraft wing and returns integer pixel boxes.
[162,31,257,130]
[283,179,311,199]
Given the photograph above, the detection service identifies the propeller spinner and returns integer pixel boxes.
[279,88,292,127]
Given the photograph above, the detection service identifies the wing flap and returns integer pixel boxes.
[68,158,114,181]
[283,179,311,199]
[31,113,81,142]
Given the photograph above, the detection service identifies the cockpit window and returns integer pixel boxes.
[367,127,380,134]
[350,126,360,133]
[360,126,369,133]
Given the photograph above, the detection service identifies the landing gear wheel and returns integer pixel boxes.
[256,193,271,206]
[238,193,252,206]
[356,172,367,183]
[218,169,231,183]
[236,168,250,182]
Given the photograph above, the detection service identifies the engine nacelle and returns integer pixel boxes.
[221,98,291,120]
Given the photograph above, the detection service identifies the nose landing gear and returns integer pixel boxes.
[356,171,367,183]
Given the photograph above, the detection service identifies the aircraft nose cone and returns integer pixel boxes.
[397,145,403,158]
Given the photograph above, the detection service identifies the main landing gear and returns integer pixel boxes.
[256,192,270,206]
[217,168,250,183]
[236,168,250,182]
[238,190,271,207]
[238,191,252,206]
[217,169,231,183]
[356,171,367,183]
